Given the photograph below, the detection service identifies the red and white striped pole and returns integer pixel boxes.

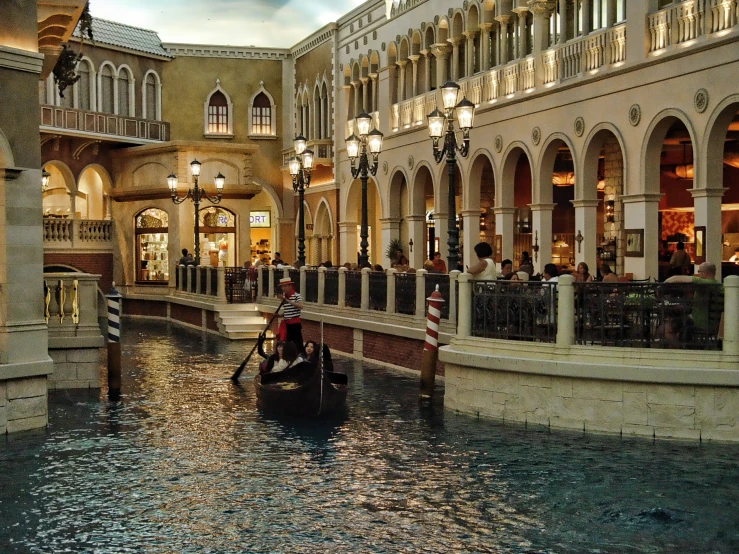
[420,285,445,399]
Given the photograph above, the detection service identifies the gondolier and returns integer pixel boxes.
[277,276,304,352]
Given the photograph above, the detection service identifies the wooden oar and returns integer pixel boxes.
[231,300,285,382]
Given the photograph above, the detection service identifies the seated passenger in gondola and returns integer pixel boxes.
[258,339,300,374]
[300,340,319,366]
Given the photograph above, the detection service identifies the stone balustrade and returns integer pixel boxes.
[43,218,114,251]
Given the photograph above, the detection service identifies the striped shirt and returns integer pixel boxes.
[283,292,302,320]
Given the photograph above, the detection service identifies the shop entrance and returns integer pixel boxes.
[199,207,236,267]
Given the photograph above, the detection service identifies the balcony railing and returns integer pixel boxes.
[281,139,334,168]
[43,218,114,250]
[648,0,738,52]
[40,105,169,143]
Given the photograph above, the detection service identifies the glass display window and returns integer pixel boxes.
[135,208,169,283]
[199,207,236,267]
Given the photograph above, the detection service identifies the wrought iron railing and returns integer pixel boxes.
[324,270,339,305]
[471,280,558,342]
[425,273,451,320]
[574,282,723,350]
[199,267,208,295]
[304,269,319,303]
[368,271,387,311]
[261,267,270,296]
[395,272,417,315]
[225,268,256,303]
[345,271,362,309]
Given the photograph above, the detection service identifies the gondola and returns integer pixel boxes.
[254,361,348,416]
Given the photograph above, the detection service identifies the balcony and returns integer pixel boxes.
[43,217,114,251]
[648,0,738,52]
[281,139,334,168]
[40,104,170,144]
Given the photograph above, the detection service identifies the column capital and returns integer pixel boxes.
[528,202,557,212]
[493,206,517,215]
[478,23,493,31]
[338,220,357,229]
[360,77,369,85]
[405,214,426,222]
[463,30,479,40]
[570,199,601,209]
[527,0,556,18]
[408,54,420,64]
[495,14,514,25]
[379,217,402,228]
[460,209,481,217]
[689,187,728,199]
[447,37,462,47]
[396,59,408,68]
[431,43,449,57]
[620,193,664,204]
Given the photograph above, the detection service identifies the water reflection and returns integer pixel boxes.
[1,320,738,553]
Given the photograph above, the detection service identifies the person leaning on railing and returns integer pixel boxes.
[467,242,499,280]
[665,262,724,345]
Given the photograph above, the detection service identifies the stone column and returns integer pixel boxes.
[369,74,378,112]
[558,0,569,44]
[380,217,401,267]
[434,212,449,262]
[556,274,575,346]
[528,0,556,86]
[620,194,663,280]
[351,81,361,119]
[406,214,426,269]
[530,203,555,274]
[339,221,358,265]
[478,23,492,70]
[317,266,326,305]
[514,8,529,58]
[360,77,369,113]
[460,209,480,270]
[448,38,461,81]
[572,200,599,272]
[691,188,725,278]
[431,44,449,87]
[397,60,408,102]
[415,269,427,318]
[463,31,478,75]
[457,273,472,338]
[409,55,420,98]
[495,16,513,65]
[338,266,347,308]
[361,267,370,311]
[494,207,516,263]
[723,276,739,356]
[386,268,397,313]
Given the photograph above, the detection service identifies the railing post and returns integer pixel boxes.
[318,266,326,305]
[178,265,185,291]
[187,265,195,293]
[283,267,290,280]
[257,266,264,300]
[386,268,397,313]
[361,267,371,311]
[556,274,575,347]
[724,275,739,356]
[268,265,275,298]
[300,265,307,301]
[338,267,347,308]
[449,270,460,325]
[196,265,203,295]
[457,273,472,338]
[205,266,211,295]
[415,269,427,318]
[217,266,226,301]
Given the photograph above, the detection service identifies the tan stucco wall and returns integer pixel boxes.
[0,68,41,169]
[0,1,39,53]
[295,41,333,96]
[161,56,286,191]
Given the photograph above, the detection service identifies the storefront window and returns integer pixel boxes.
[199,207,236,267]
[135,208,169,283]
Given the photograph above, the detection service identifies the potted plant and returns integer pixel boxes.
[385,238,404,264]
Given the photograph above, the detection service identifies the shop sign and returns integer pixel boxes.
[250,211,271,228]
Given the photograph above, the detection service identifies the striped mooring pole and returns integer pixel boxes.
[106,282,122,400]
[420,285,445,399]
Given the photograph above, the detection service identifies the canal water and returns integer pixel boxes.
[1,321,738,553]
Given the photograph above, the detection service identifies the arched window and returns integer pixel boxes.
[252,93,271,135]
[203,79,234,136]
[143,71,160,120]
[78,59,92,111]
[118,67,130,116]
[135,208,169,283]
[99,64,115,114]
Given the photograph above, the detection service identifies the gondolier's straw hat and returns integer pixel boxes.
[279,277,293,285]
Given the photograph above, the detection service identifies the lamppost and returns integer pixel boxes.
[288,135,314,267]
[346,111,383,267]
[167,159,224,265]
[427,81,475,272]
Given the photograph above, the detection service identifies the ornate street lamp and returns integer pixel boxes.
[346,111,383,267]
[167,159,224,265]
[288,134,314,267]
[41,169,50,192]
[427,80,474,272]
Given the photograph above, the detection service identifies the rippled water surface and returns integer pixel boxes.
[2,321,739,553]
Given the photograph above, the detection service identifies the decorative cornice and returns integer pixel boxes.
[110,188,260,202]
[689,187,728,198]
[163,43,290,60]
[0,45,45,74]
[570,199,601,208]
[291,24,337,58]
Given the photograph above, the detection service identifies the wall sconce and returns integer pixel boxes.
[532,230,539,262]
[605,200,615,223]
[575,230,584,253]
[408,238,414,253]
[479,210,487,230]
